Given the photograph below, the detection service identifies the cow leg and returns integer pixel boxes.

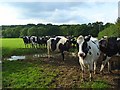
[81,70,84,82]
[30,43,32,48]
[80,63,84,81]
[94,61,97,74]
[79,58,85,81]
[107,61,112,73]
[36,44,37,48]
[47,45,50,58]
[61,51,64,60]
[100,57,111,73]
[100,62,105,73]
[26,44,28,48]
[89,70,93,81]
[32,43,34,48]
[35,44,37,48]
[34,44,36,48]
[33,43,36,48]
[25,44,26,48]
[89,63,93,81]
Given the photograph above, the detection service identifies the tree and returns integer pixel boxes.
[46,25,60,36]
[37,27,47,36]
[27,26,37,36]
[20,27,28,37]
[59,25,69,35]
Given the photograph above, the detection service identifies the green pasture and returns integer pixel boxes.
[1,38,47,57]
[1,38,25,49]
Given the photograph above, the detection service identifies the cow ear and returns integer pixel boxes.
[84,35,91,41]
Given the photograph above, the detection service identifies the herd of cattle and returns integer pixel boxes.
[22,35,120,81]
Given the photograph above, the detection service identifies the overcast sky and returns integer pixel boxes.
[0,0,119,25]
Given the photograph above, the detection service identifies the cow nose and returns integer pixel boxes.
[79,53,85,57]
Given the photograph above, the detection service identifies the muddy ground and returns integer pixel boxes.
[23,52,120,88]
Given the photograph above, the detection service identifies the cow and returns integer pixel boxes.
[26,36,50,48]
[30,36,39,48]
[77,35,100,81]
[37,37,45,48]
[47,36,71,60]
[42,36,50,47]
[99,36,120,73]
[66,36,77,48]
[22,36,31,48]
[37,36,49,48]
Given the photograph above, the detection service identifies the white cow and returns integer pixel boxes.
[77,35,100,81]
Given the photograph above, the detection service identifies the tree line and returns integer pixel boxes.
[1,21,116,38]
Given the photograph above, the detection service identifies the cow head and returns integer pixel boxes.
[99,37,118,53]
[77,35,91,59]
[99,39,108,53]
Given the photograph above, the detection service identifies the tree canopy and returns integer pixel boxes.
[2,21,116,38]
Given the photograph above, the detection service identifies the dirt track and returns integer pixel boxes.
[25,53,120,88]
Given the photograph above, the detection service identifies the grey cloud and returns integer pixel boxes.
[4,2,110,24]
[6,2,90,19]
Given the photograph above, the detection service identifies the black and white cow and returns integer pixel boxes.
[41,36,50,47]
[99,36,120,73]
[29,36,50,48]
[77,35,100,81]
[66,36,77,48]
[30,36,38,48]
[47,36,71,60]
[22,36,31,48]
[36,36,50,48]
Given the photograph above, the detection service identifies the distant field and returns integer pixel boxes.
[1,38,46,57]
[2,38,25,49]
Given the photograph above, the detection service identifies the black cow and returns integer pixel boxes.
[47,36,71,60]
[99,36,120,73]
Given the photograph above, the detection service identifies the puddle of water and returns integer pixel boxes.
[6,54,48,61]
[7,56,25,61]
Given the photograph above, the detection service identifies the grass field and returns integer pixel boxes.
[1,38,47,57]
[2,38,25,49]
[2,60,59,88]
[2,38,111,88]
